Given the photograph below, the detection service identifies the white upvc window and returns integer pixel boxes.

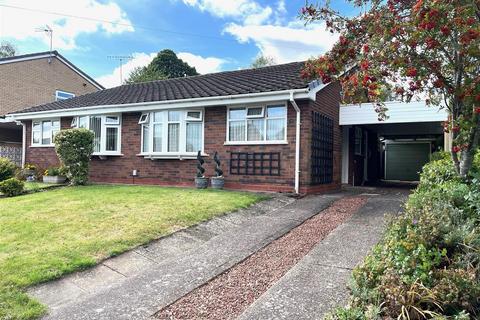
[140,109,204,156]
[71,115,122,155]
[31,119,60,146]
[227,104,287,144]
[55,90,75,101]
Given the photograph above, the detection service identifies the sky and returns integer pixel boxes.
[0,0,355,88]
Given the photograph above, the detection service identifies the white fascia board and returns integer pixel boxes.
[0,54,53,65]
[339,100,448,125]
[10,88,314,120]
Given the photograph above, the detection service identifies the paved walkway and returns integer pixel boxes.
[30,192,347,320]
[238,191,408,319]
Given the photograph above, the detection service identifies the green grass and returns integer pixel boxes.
[0,185,264,319]
[23,182,56,191]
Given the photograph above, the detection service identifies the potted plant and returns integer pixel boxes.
[195,151,208,189]
[211,151,224,189]
[23,163,36,181]
[43,166,67,184]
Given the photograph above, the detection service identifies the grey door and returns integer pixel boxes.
[385,143,430,181]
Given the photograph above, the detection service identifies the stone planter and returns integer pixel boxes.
[43,175,67,184]
[195,177,208,189]
[211,176,224,189]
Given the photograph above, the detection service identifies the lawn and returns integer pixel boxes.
[0,185,264,320]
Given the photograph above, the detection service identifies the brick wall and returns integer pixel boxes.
[23,85,342,194]
[0,57,99,116]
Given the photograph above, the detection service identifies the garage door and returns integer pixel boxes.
[385,143,430,181]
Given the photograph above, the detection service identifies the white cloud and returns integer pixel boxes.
[96,51,227,88]
[224,21,339,63]
[177,52,226,74]
[182,0,272,25]
[95,52,157,88]
[0,0,133,50]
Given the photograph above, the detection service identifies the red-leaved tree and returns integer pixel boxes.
[300,0,480,177]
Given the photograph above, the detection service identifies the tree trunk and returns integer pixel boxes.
[459,149,474,178]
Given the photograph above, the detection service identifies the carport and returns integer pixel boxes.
[339,101,448,185]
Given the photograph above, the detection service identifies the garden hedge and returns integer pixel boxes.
[326,151,480,320]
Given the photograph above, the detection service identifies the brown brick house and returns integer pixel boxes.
[0,51,103,165]
[8,62,342,194]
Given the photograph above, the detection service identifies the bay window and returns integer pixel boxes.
[227,104,287,143]
[71,115,121,154]
[140,109,204,155]
[31,119,60,146]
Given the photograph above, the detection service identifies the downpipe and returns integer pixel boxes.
[289,91,301,194]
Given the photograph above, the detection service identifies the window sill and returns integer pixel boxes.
[30,144,55,148]
[137,153,208,160]
[92,153,124,157]
[224,141,288,146]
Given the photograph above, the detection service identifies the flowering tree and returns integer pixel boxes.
[300,0,480,177]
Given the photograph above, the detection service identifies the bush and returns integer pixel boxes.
[0,157,17,182]
[326,153,480,320]
[0,178,24,197]
[44,166,67,176]
[54,129,94,185]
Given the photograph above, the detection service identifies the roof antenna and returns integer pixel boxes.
[107,55,133,85]
[35,25,53,62]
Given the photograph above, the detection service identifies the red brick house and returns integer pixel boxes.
[0,51,103,165]
[8,62,343,194]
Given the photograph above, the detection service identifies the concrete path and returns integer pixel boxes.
[238,190,409,320]
[30,192,347,320]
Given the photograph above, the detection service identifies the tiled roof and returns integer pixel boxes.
[12,61,308,114]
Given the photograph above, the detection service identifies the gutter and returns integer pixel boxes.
[289,91,301,194]
[8,87,321,121]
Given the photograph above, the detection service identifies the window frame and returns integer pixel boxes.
[31,118,60,147]
[226,102,288,145]
[71,114,122,155]
[140,108,205,157]
[55,90,75,101]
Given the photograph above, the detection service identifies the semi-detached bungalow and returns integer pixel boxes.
[7,61,448,194]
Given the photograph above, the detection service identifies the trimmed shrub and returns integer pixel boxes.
[54,129,94,185]
[0,157,17,182]
[0,178,24,197]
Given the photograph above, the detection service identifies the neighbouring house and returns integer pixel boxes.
[0,51,103,165]
[7,61,448,193]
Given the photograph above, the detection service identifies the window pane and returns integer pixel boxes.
[32,122,40,144]
[267,105,286,117]
[168,111,181,121]
[267,119,285,141]
[42,121,51,145]
[153,124,162,152]
[186,111,201,120]
[186,122,202,152]
[142,125,150,153]
[229,120,245,141]
[78,116,88,128]
[105,116,119,124]
[90,116,102,153]
[153,112,163,122]
[52,120,60,128]
[247,119,265,141]
[33,131,40,144]
[247,107,263,117]
[56,91,75,101]
[168,123,179,152]
[106,127,118,151]
[229,108,246,120]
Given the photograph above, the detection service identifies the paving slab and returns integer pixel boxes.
[29,193,345,320]
[238,191,408,320]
